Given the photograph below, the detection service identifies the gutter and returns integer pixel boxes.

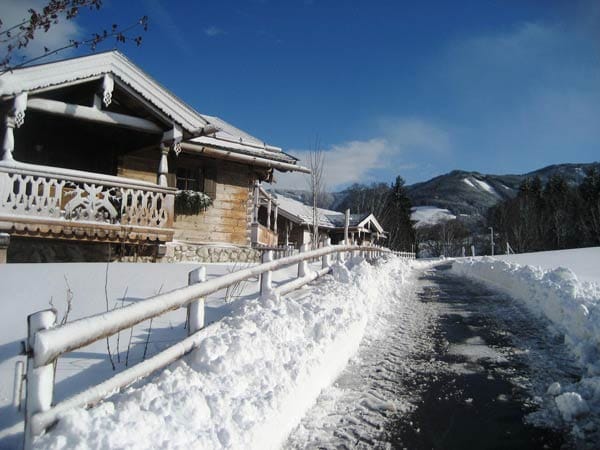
[180,142,310,174]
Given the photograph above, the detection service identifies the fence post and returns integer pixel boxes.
[187,267,206,335]
[321,238,331,269]
[298,244,309,277]
[260,250,274,298]
[13,360,24,410]
[24,309,57,449]
[337,241,345,264]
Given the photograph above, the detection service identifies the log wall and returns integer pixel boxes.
[117,151,253,246]
[174,161,253,245]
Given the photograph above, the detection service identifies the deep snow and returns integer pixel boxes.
[2,247,599,449]
[0,260,309,448]
[496,247,600,285]
[31,256,414,449]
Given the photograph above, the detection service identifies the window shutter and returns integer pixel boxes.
[204,164,217,199]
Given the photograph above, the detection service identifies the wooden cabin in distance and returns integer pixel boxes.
[0,51,308,262]
[253,192,387,249]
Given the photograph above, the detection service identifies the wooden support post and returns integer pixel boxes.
[266,198,272,230]
[157,144,169,187]
[298,244,309,277]
[253,180,260,224]
[25,309,57,448]
[273,204,278,234]
[3,92,28,161]
[321,238,331,269]
[2,116,15,161]
[285,222,290,247]
[187,267,206,335]
[260,250,273,298]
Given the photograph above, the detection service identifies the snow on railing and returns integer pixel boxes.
[22,243,414,446]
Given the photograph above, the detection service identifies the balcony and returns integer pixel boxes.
[0,161,175,243]
[253,223,278,247]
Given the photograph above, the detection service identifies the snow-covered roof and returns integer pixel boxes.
[0,51,208,133]
[191,115,298,165]
[274,194,385,233]
[274,194,341,228]
[0,51,303,168]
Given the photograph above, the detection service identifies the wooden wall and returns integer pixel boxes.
[117,150,254,246]
[174,161,253,245]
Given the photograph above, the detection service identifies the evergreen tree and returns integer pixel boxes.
[579,168,600,245]
[382,176,415,251]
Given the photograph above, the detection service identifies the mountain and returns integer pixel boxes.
[406,162,600,226]
[271,162,600,227]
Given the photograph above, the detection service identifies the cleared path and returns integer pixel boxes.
[286,263,580,449]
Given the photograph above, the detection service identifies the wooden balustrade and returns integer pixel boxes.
[0,161,175,243]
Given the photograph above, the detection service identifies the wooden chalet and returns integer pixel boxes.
[0,51,308,262]
[255,193,387,249]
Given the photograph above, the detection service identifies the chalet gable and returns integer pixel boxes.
[0,51,209,135]
[0,51,308,174]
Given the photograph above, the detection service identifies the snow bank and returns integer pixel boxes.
[452,258,600,374]
[34,256,413,450]
[496,247,600,285]
[452,257,600,435]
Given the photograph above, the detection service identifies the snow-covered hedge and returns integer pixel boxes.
[35,256,413,450]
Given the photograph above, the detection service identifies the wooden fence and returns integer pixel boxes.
[21,243,415,448]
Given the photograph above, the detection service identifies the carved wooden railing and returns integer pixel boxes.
[0,161,175,242]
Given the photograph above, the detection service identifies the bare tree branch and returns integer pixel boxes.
[0,0,148,73]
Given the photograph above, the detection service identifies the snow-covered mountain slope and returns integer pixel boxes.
[406,162,600,225]
[410,205,456,228]
[273,162,600,228]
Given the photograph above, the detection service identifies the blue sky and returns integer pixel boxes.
[3,0,600,190]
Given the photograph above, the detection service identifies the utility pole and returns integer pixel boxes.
[489,227,494,256]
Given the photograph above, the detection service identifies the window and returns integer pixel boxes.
[175,161,217,199]
[176,167,203,191]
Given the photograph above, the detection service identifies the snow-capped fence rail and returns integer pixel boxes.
[23,243,414,446]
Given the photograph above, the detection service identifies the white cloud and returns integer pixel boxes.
[275,118,452,190]
[1,0,80,64]
[274,138,389,190]
[204,26,225,37]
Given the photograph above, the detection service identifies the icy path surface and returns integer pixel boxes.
[287,263,591,449]
[284,262,437,448]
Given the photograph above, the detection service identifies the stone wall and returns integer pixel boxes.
[165,243,260,263]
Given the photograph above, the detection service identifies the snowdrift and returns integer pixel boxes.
[34,256,413,450]
[452,257,600,374]
[452,257,600,433]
